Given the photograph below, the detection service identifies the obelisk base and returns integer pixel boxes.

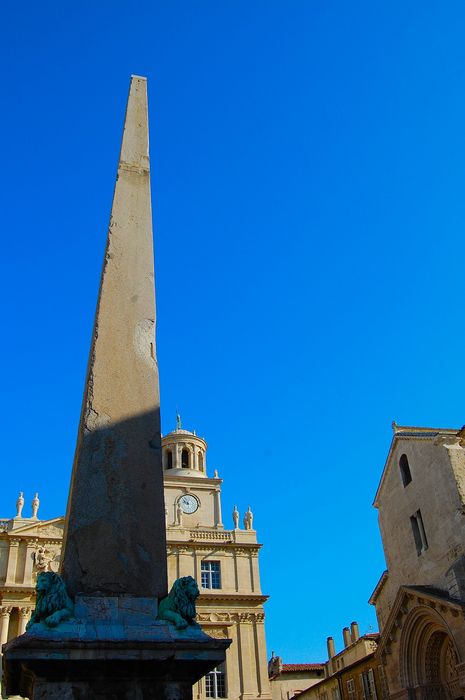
[2,597,230,700]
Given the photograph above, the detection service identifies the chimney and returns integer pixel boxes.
[350,621,360,642]
[343,627,351,648]
[327,636,336,659]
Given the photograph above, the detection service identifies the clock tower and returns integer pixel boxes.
[162,419,272,700]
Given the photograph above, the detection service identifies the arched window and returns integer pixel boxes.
[198,453,203,471]
[181,449,189,469]
[166,450,173,469]
[399,454,412,487]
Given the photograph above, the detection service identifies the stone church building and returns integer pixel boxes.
[0,421,271,700]
[370,423,465,699]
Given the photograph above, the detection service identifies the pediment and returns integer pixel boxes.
[11,517,65,539]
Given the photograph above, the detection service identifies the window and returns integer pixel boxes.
[198,453,203,471]
[399,454,412,487]
[181,449,189,469]
[410,509,428,555]
[347,679,356,700]
[201,561,221,589]
[205,663,226,698]
[166,450,173,469]
[361,669,377,700]
[332,687,341,700]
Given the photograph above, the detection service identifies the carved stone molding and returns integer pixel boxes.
[206,627,228,639]
[238,612,255,624]
[196,612,231,623]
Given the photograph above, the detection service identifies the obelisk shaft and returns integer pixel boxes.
[61,76,168,599]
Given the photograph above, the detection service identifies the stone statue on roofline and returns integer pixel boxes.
[31,492,40,518]
[244,505,253,530]
[16,491,24,518]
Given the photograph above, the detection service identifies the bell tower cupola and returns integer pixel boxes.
[162,415,208,477]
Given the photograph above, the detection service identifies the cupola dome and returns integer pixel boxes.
[162,415,207,478]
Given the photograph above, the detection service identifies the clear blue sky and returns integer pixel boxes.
[2,0,465,663]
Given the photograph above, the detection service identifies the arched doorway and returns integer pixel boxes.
[401,607,462,700]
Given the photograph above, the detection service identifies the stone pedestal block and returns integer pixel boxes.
[2,596,230,700]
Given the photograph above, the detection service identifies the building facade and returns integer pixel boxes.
[0,423,271,700]
[286,627,381,700]
[267,658,324,700]
[370,423,465,699]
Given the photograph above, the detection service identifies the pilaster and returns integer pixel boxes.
[18,608,31,636]
[24,539,38,585]
[238,613,256,700]
[178,547,195,578]
[252,553,263,595]
[214,489,223,529]
[0,606,13,648]
[254,615,272,698]
[5,540,20,584]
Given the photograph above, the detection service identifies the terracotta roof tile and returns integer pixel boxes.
[281,664,324,672]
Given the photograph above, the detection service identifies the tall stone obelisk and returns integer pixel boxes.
[61,75,167,600]
[2,76,230,700]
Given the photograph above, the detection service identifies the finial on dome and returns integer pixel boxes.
[176,410,182,431]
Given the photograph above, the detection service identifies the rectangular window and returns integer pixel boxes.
[361,669,377,700]
[201,561,221,589]
[332,687,341,700]
[410,510,428,556]
[347,678,356,700]
[205,663,226,698]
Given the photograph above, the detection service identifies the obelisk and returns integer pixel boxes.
[2,76,230,700]
[61,75,167,599]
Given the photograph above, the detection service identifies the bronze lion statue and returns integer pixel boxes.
[26,571,74,630]
[157,576,200,629]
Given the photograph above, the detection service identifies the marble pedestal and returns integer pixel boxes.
[2,597,230,700]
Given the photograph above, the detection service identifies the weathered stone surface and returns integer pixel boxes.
[3,595,230,698]
[2,75,231,700]
[60,76,167,599]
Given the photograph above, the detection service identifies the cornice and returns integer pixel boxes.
[164,475,222,487]
[368,570,388,605]
[0,585,36,595]
[166,541,261,554]
[198,592,269,604]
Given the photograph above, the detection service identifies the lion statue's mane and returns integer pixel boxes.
[157,576,200,629]
[26,571,74,631]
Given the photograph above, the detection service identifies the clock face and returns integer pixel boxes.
[179,494,199,514]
